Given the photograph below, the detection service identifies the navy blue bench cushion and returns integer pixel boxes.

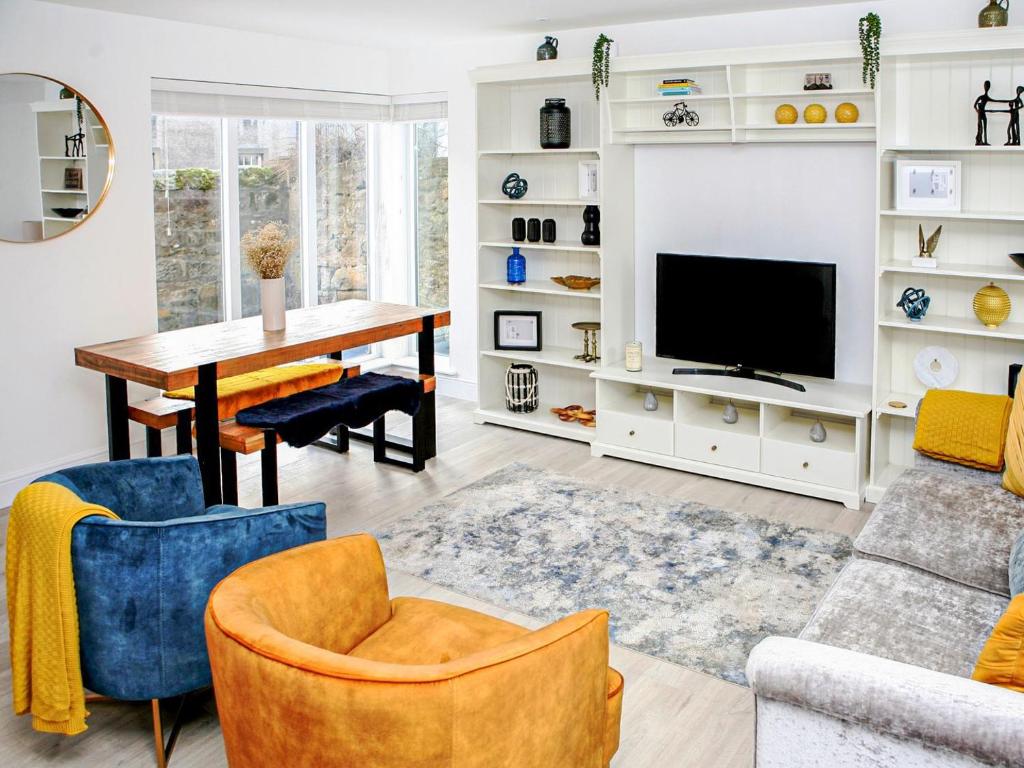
[235,372,422,447]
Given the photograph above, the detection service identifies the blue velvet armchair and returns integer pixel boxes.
[35,455,326,766]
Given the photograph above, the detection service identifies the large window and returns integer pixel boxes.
[152,100,448,367]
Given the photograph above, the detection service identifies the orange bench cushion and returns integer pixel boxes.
[164,363,346,421]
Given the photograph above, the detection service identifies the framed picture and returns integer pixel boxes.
[895,160,961,212]
[63,167,83,190]
[803,73,833,90]
[578,160,599,201]
[494,311,542,351]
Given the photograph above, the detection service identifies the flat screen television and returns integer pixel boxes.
[656,253,837,380]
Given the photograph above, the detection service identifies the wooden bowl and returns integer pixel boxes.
[551,275,601,291]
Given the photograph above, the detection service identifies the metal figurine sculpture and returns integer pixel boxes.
[897,287,931,323]
[975,80,1023,146]
[662,101,700,128]
[64,132,85,158]
[501,172,529,200]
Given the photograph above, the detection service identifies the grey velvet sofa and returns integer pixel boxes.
[747,456,1024,767]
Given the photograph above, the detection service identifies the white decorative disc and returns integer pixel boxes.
[913,346,959,389]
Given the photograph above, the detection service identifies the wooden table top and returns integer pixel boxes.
[75,300,451,390]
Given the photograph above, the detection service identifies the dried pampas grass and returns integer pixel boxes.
[242,221,295,280]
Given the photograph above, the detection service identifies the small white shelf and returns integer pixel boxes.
[479,198,596,207]
[882,146,1024,153]
[42,216,81,223]
[609,94,729,104]
[879,311,1024,340]
[743,122,875,130]
[481,346,597,372]
[615,125,733,133]
[479,280,601,299]
[40,156,86,161]
[474,405,594,443]
[880,261,1024,281]
[875,392,920,419]
[765,416,856,454]
[735,88,874,99]
[479,240,600,254]
[880,209,1024,223]
[41,188,87,195]
[681,402,760,437]
[478,148,600,156]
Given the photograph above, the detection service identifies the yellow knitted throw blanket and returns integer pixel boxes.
[6,482,118,735]
[913,389,1013,471]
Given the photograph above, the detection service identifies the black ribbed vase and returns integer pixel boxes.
[539,98,571,149]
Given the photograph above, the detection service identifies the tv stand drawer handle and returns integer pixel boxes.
[802,461,810,469]
[629,430,636,437]
[710,444,718,452]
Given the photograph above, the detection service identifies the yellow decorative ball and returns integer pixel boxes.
[804,104,827,124]
[973,283,1011,328]
[775,104,798,124]
[835,102,860,123]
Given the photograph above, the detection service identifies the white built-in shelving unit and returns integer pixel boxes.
[473,28,1024,509]
[867,31,1024,501]
[31,100,109,239]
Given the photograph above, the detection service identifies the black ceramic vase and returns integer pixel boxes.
[581,205,600,246]
[527,218,541,243]
[512,217,526,242]
[542,218,556,243]
[540,98,571,149]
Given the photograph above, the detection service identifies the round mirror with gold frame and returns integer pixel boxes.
[0,73,114,243]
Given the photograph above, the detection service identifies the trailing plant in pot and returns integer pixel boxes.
[242,221,295,332]
[858,12,882,89]
[592,33,614,100]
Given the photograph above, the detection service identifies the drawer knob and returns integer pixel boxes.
[711,445,718,452]
[802,461,810,469]
[629,430,636,437]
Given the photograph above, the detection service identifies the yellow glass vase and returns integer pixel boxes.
[804,104,827,124]
[775,104,798,124]
[835,102,860,123]
[973,283,1011,328]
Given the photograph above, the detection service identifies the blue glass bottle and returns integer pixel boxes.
[506,246,526,284]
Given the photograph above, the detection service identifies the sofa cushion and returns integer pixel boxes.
[912,389,1012,471]
[855,468,1024,597]
[801,559,1006,678]
[914,452,1004,487]
[973,594,1024,692]
[1012,532,1024,597]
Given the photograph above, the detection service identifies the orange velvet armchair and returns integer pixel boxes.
[205,533,623,767]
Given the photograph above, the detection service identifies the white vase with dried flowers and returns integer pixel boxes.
[241,221,295,332]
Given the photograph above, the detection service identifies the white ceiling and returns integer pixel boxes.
[48,0,859,48]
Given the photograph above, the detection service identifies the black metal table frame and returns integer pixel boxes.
[103,316,437,506]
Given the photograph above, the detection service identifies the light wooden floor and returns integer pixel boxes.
[0,395,872,767]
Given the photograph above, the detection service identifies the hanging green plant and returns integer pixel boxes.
[858,12,882,89]
[75,95,84,132]
[592,33,614,100]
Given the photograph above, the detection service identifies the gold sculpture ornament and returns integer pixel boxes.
[804,104,827,124]
[973,282,1011,328]
[835,102,860,123]
[918,224,943,259]
[775,104,798,124]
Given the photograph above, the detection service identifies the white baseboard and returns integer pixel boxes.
[0,437,149,509]
[436,374,477,401]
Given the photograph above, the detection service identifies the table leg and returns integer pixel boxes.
[194,363,222,505]
[418,315,437,460]
[105,375,130,461]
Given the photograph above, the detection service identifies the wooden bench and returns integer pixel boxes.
[218,421,285,507]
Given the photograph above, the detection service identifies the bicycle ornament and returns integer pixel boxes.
[662,101,700,128]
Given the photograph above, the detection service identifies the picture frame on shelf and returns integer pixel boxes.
[895,160,961,212]
[578,160,599,201]
[63,167,83,190]
[494,310,543,351]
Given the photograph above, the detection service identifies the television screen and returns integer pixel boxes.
[656,253,837,379]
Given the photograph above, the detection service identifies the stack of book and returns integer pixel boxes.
[659,78,702,96]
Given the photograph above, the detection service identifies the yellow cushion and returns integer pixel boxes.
[1004,378,1024,497]
[973,594,1024,692]
[164,363,345,421]
[913,389,1012,472]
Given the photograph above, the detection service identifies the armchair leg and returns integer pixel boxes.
[151,696,187,768]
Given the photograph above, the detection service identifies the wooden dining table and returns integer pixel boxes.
[75,300,451,505]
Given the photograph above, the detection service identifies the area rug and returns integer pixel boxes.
[375,463,852,685]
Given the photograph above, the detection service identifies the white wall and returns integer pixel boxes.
[388,0,978,396]
[0,77,46,241]
[634,143,876,384]
[0,0,388,501]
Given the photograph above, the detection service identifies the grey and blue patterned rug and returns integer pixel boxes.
[376,463,851,685]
